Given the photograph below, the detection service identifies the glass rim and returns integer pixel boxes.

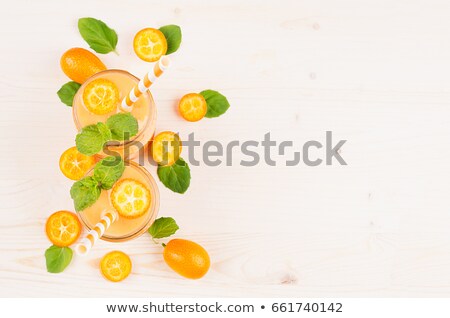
[72,69,156,147]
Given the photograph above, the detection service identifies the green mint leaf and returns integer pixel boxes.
[45,245,73,273]
[157,157,191,194]
[75,114,138,156]
[106,113,138,141]
[159,25,182,55]
[57,81,81,106]
[70,176,101,211]
[148,217,179,239]
[75,123,109,156]
[97,122,112,141]
[200,90,230,118]
[93,156,124,190]
[78,17,118,54]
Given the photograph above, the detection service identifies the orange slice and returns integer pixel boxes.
[133,28,167,62]
[178,93,207,122]
[59,146,96,180]
[100,251,132,282]
[151,131,182,166]
[82,78,119,115]
[110,178,151,219]
[45,211,82,247]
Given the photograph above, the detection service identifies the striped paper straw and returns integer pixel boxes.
[120,56,171,112]
[75,209,117,256]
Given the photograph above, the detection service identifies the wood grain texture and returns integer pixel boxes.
[1,0,450,297]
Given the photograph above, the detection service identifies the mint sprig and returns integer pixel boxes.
[97,122,112,141]
[75,124,108,156]
[45,245,73,273]
[148,217,179,240]
[70,156,124,211]
[106,113,138,141]
[157,158,191,194]
[78,18,118,54]
[94,156,125,190]
[75,113,138,156]
[159,25,182,55]
[70,176,101,211]
[57,81,81,106]
[200,90,230,118]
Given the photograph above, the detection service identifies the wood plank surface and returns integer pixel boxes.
[1,0,450,297]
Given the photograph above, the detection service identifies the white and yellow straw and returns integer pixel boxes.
[75,209,117,256]
[120,56,171,112]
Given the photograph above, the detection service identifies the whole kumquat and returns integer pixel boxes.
[60,48,106,83]
[163,239,210,279]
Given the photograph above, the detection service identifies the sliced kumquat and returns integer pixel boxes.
[151,131,182,166]
[178,93,207,122]
[82,78,119,115]
[100,251,132,282]
[133,28,167,62]
[110,178,151,219]
[59,146,96,180]
[45,211,82,247]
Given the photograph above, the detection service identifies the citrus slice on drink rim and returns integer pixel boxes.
[151,131,182,166]
[100,251,132,282]
[82,78,119,115]
[133,28,167,62]
[110,178,151,219]
[178,93,208,122]
[59,146,96,180]
[45,211,82,247]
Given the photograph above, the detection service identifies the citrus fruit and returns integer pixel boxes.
[82,78,119,115]
[133,28,167,62]
[60,48,106,84]
[59,146,96,180]
[100,251,132,282]
[163,239,210,279]
[151,131,182,166]
[110,178,151,219]
[178,93,208,122]
[45,211,82,247]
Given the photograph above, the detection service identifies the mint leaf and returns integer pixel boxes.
[57,81,81,106]
[157,157,190,194]
[75,114,138,155]
[97,122,112,141]
[200,90,230,118]
[106,113,138,141]
[75,123,108,156]
[159,25,182,55]
[78,17,118,54]
[93,156,124,190]
[148,217,179,239]
[70,176,101,211]
[45,245,73,273]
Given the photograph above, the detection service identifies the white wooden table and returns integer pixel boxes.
[1,0,450,297]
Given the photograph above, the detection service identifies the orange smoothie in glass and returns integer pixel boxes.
[72,69,156,159]
[77,161,159,242]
